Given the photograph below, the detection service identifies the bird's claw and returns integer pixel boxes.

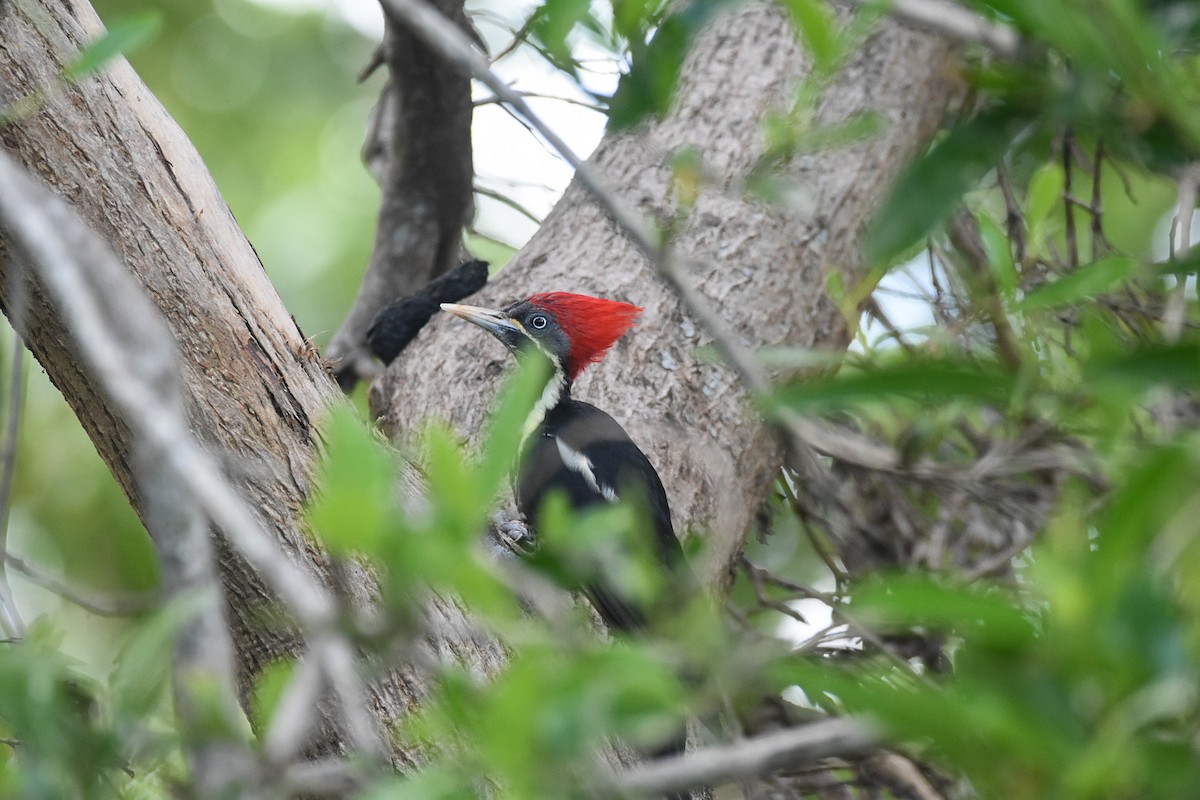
[492,511,535,556]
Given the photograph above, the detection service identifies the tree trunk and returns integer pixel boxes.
[0,0,338,699]
[373,3,959,589]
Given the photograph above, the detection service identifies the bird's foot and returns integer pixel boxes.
[492,510,535,556]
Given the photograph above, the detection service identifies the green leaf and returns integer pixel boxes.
[424,423,491,547]
[529,0,594,68]
[1024,162,1065,232]
[66,14,161,79]
[608,0,732,130]
[608,17,690,130]
[1084,342,1200,393]
[110,592,205,718]
[612,0,667,43]
[853,575,1036,648]
[865,109,1021,265]
[477,353,553,500]
[772,358,1013,412]
[779,0,841,71]
[977,211,1018,299]
[1019,256,1138,310]
[249,659,296,733]
[307,406,398,557]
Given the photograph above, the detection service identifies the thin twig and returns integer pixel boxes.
[1090,141,1106,261]
[474,185,543,225]
[0,333,26,639]
[485,10,536,64]
[996,166,1026,267]
[846,0,1020,56]
[474,88,605,113]
[4,553,159,617]
[865,297,917,354]
[777,473,849,584]
[1062,133,1078,269]
[610,718,878,796]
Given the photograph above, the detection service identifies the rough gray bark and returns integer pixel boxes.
[0,0,338,701]
[374,3,959,590]
[326,0,476,389]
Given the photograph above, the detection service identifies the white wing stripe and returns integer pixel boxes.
[554,437,619,503]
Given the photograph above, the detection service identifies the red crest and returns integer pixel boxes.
[528,292,642,380]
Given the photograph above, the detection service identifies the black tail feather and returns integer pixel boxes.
[366,258,488,364]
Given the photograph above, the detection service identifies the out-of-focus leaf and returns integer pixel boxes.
[1095,445,1193,581]
[110,592,204,718]
[779,0,840,71]
[424,424,485,544]
[1019,256,1137,310]
[530,492,665,613]
[866,109,1022,264]
[528,0,595,67]
[772,358,1014,412]
[358,769,477,800]
[612,0,667,43]
[249,659,296,734]
[0,634,124,797]
[307,406,397,557]
[1084,342,1200,393]
[477,354,552,500]
[853,575,1036,648]
[977,211,1018,299]
[608,17,689,130]
[608,0,731,130]
[66,13,161,79]
[1025,162,1065,232]
[1081,161,1174,260]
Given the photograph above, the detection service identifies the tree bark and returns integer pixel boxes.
[373,3,959,589]
[0,0,338,698]
[327,0,476,389]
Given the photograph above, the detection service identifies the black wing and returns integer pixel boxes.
[516,399,683,631]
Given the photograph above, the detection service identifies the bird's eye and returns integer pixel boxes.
[530,315,548,330]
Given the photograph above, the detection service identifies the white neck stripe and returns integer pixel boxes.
[520,366,565,451]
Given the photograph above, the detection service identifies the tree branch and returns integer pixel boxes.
[611,718,879,796]
[849,0,1019,57]
[329,0,476,389]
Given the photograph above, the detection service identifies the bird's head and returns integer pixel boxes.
[441,292,642,382]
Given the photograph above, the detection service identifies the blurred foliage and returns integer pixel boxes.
[303,366,751,800]
[4,0,1200,798]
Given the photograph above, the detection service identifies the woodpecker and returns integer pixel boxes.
[444,293,693,799]
[440,292,685,632]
